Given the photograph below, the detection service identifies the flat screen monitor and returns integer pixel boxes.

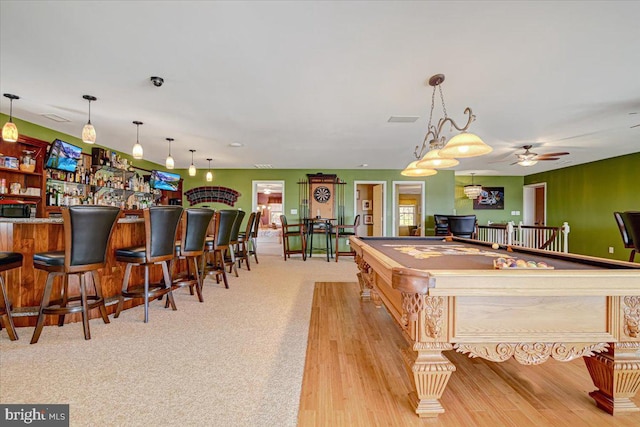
[45,139,82,172]
[150,170,181,191]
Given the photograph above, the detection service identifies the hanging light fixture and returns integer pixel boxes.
[132,121,144,159]
[205,158,213,182]
[81,95,97,144]
[401,160,438,177]
[463,173,483,199]
[188,149,196,176]
[165,138,175,169]
[2,93,20,142]
[408,74,492,173]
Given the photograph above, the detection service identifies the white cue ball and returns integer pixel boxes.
[491,243,500,249]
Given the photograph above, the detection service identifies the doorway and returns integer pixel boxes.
[523,183,546,226]
[252,180,284,229]
[354,181,386,237]
[392,181,425,236]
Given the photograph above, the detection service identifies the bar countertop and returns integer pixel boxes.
[0,216,144,224]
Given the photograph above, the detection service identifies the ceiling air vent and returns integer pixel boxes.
[254,164,273,169]
[40,113,71,123]
[388,116,419,123]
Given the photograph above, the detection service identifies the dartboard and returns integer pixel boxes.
[313,186,331,203]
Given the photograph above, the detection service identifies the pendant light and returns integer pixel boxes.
[132,121,144,159]
[401,160,437,177]
[2,93,20,142]
[188,149,196,176]
[81,95,97,144]
[165,138,175,169]
[463,173,483,199]
[205,158,213,182]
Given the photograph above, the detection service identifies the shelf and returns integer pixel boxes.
[92,165,135,177]
[0,194,41,200]
[0,166,42,176]
[47,178,90,187]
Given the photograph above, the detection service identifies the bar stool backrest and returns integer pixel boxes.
[228,210,246,244]
[243,212,256,238]
[181,208,215,255]
[251,211,262,238]
[216,210,238,248]
[623,211,640,251]
[64,206,121,272]
[146,206,184,261]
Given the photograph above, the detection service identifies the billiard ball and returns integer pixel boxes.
[491,243,500,249]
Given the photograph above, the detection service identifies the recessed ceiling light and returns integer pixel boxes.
[229,142,243,147]
[388,116,419,123]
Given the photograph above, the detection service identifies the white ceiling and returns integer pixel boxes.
[1,1,639,176]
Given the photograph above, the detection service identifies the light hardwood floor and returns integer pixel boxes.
[298,282,640,427]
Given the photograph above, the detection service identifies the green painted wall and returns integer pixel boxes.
[524,152,640,260]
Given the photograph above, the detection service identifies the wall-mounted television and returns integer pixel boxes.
[45,139,82,173]
[150,170,181,191]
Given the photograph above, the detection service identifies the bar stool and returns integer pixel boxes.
[114,206,183,323]
[172,208,215,302]
[334,215,360,262]
[203,210,236,288]
[280,215,307,261]
[236,211,256,271]
[224,210,245,277]
[31,206,121,343]
[0,252,22,341]
[249,211,261,264]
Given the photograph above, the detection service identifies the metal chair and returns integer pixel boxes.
[172,208,215,302]
[31,206,121,343]
[0,252,22,341]
[114,206,183,323]
[334,215,360,262]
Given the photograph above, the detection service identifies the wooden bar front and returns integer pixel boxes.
[0,218,184,327]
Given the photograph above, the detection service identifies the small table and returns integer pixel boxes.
[305,217,335,262]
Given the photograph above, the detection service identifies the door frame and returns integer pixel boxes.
[252,180,285,218]
[523,182,546,226]
[392,181,425,237]
[354,180,387,236]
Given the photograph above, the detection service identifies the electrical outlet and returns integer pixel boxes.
[346,240,350,246]
[608,247,614,254]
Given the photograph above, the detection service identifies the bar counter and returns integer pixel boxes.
[0,217,185,327]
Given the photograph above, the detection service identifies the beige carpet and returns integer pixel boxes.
[0,242,358,426]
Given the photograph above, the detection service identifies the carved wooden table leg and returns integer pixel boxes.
[584,342,640,414]
[402,342,456,417]
[355,255,372,300]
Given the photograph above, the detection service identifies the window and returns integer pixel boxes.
[399,205,416,226]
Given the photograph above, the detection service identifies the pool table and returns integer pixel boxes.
[350,236,640,418]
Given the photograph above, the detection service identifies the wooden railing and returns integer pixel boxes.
[477,221,570,253]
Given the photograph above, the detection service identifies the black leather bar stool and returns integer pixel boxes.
[114,206,183,323]
[236,211,256,271]
[172,208,215,302]
[0,252,22,341]
[224,210,244,277]
[31,206,121,343]
[203,210,236,288]
[248,211,261,264]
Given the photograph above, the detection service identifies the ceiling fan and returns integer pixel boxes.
[512,145,570,166]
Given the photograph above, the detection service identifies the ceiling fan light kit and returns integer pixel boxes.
[402,74,492,177]
[513,144,569,166]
